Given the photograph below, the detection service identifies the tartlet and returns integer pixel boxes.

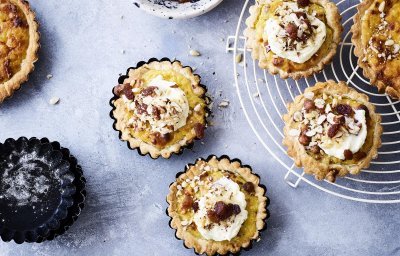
[0,0,40,103]
[110,58,209,159]
[244,0,342,79]
[283,81,382,182]
[167,156,269,255]
[0,137,85,244]
[352,0,400,99]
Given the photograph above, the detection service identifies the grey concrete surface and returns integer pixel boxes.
[0,0,399,255]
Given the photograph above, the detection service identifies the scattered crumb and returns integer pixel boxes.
[235,53,243,63]
[189,49,201,57]
[120,15,124,19]
[201,142,205,145]
[46,74,53,79]
[121,50,125,54]
[257,237,261,242]
[49,97,60,105]
[218,100,230,108]
[253,92,260,98]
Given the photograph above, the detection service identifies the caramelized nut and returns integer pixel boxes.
[327,124,341,138]
[334,115,345,125]
[243,182,255,194]
[299,134,311,145]
[192,202,199,212]
[303,99,316,112]
[150,132,172,146]
[285,23,298,40]
[181,195,193,211]
[336,104,353,116]
[194,123,205,139]
[123,85,135,100]
[141,86,157,97]
[344,149,353,160]
[297,0,310,7]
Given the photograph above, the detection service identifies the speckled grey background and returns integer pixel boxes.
[0,0,399,255]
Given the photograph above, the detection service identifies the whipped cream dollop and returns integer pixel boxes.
[193,177,248,241]
[264,2,326,63]
[127,75,189,134]
[319,109,367,160]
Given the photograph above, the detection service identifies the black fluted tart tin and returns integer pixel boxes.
[166,155,270,256]
[109,57,211,159]
[0,137,86,244]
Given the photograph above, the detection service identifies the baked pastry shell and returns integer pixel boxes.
[282,80,383,181]
[0,0,40,103]
[0,137,86,244]
[351,0,400,99]
[166,155,270,256]
[243,0,343,80]
[109,57,211,159]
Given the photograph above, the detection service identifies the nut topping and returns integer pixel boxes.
[194,123,205,139]
[243,182,255,194]
[207,201,241,223]
[151,132,172,146]
[344,149,353,160]
[297,0,310,7]
[182,195,194,211]
[327,124,341,138]
[299,133,311,145]
[286,23,298,40]
[303,99,316,112]
[336,104,353,116]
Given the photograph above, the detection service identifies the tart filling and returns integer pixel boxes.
[167,156,268,255]
[352,0,400,98]
[283,81,382,181]
[112,59,208,159]
[0,0,39,102]
[244,0,342,79]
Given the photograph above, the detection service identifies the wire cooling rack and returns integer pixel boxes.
[226,0,400,203]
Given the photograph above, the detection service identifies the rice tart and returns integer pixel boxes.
[352,0,400,99]
[0,0,39,103]
[244,0,342,79]
[167,156,269,256]
[283,81,382,182]
[111,58,209,159]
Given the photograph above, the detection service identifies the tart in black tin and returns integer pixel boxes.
[110,57,211,159]
[167,155,270,256]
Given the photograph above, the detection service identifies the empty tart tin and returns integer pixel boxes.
[166,155,270,255]
[0,137,86,244]
[109,57,211,159]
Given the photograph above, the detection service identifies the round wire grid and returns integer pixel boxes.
[226,0,400,203]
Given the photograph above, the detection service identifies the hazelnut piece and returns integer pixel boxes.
[303,99,316,112]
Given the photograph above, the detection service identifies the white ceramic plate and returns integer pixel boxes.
[134,0,224,19]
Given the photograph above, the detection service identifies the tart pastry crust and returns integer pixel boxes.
[167,156,269,256]
[283,81,382,181]
[352,0,400,99]
[244,0,342,79]
[0,0,40,103]
[111,58,209,159]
